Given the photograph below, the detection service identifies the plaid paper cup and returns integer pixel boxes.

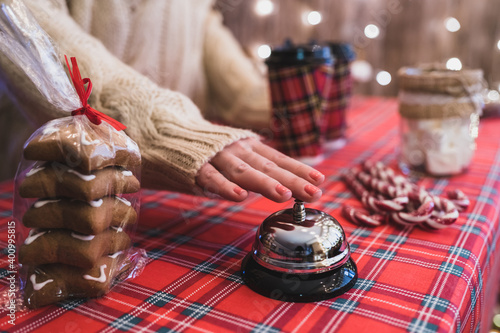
[321,43,356,146]
[266,43,333,162]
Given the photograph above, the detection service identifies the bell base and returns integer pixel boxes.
[240,253,358,302]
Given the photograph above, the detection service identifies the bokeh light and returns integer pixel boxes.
[255,0,274,16]
[364,24,380,39]
[376,70,392,86]
[487,89,500,101]
[444,17,461,32]
[257,44,271,59]
[493,314,500,328]
[446,57,462,70]
[351,60,373,82]
[306,11,322,25]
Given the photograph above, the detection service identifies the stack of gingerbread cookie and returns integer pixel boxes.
[17,118,141,308]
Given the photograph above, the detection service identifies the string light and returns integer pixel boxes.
[493,314,500,328]
[364,24,380,39]
[376,71,391,86]
[351,60,373,82]
[444,17,461,32]
[246,4,481,95]
[487,90,500,101]
[306,11,322,25]
[446,57,462,70]
[255,0,274,16]
[257,44,271,59]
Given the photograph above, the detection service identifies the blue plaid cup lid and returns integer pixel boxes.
[266,39,334,68]
[327,42,356,63]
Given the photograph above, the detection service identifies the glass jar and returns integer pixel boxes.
[398,65,484,176]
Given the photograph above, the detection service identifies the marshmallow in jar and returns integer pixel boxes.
[397,65,483,176]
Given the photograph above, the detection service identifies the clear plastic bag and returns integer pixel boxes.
[0,0,146,309]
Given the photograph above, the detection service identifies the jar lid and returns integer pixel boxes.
[398,100,480,119]
[398,64,485,119]
[266,40,334,68]
[398,64,484,97]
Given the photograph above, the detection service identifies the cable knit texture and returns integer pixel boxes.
[0,0,268,193]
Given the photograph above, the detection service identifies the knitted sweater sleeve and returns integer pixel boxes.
[3,0,258,194]
[203,10,271,130]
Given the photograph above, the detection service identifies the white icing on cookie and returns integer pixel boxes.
[68,169,96,181]
[83,264,107,283]
[30,274,54,291]
[121,170,133,177]
[25,229,47,245]
[89,199,103,208]
[71,233,95,241]
[81,132,100,146]
[34,199,60,208]
[26,166,45,177]
[126,137,139,153]
[115,196,131,206]
[108,251,123,259]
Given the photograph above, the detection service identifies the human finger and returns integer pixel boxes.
[196,163,248,202]
[210,152,292,202]
[229,146,322,202]
[245,138,325,186]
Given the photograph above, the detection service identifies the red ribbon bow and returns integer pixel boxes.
[65,56,126,131]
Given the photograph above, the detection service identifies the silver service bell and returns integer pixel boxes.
[241,199,357,302]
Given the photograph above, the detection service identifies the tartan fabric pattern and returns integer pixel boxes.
[1,97,500,332]
[268,60,354,157]
[321,61,353,141]
[268,64,329,158]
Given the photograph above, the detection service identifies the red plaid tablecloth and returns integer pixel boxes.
[1,96,500,332]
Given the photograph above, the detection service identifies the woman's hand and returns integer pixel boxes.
[196,138,325,202]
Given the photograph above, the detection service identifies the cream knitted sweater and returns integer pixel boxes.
[0,0,271,193]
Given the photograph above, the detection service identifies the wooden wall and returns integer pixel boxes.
[217,0,500,96]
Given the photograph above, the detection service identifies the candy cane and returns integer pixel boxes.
[363,160,407,188]
[361,162,435,220]
[446,189,470,212]
[342,205,385,227]
[342,161,466,231]
[390,189,434,226]
[344,170,407,213]
[361,193,408,212]
[420,196,459,230]
[357,171,403,198]
[343,170,370,198]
